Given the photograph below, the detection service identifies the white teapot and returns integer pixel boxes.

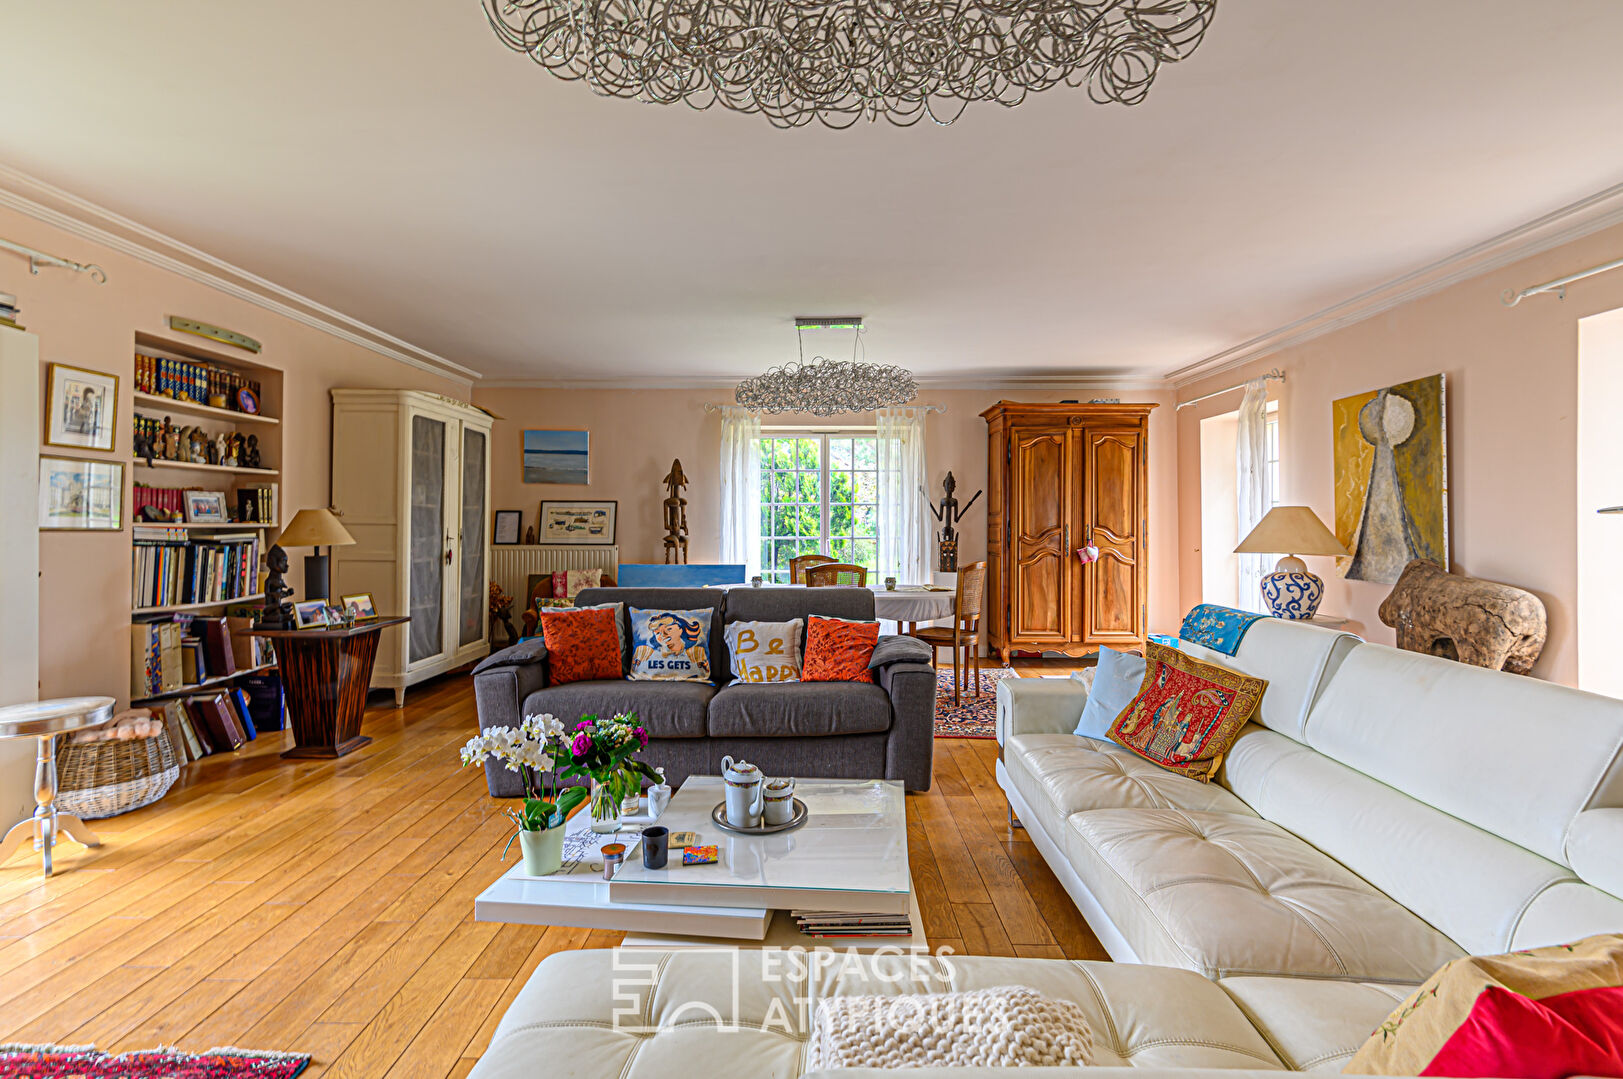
[720,755,765,829]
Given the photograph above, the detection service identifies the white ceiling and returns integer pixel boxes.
[5,1,1623,383]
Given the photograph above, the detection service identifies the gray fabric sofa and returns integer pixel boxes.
[471,586,937,795]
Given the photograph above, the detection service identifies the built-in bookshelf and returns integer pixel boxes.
[128,331,285,735]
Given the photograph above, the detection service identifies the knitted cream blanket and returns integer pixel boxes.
[806,985,1095,1069]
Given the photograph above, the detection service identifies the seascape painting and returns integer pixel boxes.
[1332,373,1448,583]
[522,429,589,484]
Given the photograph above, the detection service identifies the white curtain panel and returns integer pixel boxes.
[718,406,761,577]
[876,406,930,585]
[1236,378,1274,613]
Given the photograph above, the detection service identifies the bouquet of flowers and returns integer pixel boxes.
[460,713,587,843]
[560,712,660,828]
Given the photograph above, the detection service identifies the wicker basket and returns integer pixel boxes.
[56,729,179,819]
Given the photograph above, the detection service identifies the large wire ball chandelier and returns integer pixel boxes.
[481,0,1218,128]
[735,319,917,415]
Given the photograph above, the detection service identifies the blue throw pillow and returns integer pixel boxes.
[1074,647,1147,740]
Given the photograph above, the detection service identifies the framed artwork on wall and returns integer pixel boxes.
[493,509,522,545]
[522,429,589,484]
[45,363,119,452]
[38,456,123,531]
[538,500,617,544]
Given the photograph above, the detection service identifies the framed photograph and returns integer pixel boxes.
[340,592,378,620]
[38,456,123,531]
[523,429,589,484]
[45,363,119,452]
[493,509,522,545]
[292,600,330,629]
[539,500,617,544]
[183,489,227,524]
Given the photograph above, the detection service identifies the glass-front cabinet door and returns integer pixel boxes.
[458,425,488,649]
[408,413,447,665]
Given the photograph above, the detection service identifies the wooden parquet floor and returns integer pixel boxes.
[0,665,1103,1077]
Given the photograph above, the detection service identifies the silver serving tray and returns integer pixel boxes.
[710,797,809,835]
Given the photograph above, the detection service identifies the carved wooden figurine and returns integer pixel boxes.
[662,458,689,565]
[259,545,296,629]
[1378,559,1547,675]
[923,472,982,573]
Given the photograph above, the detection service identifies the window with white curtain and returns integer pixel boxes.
[757,431,883,583]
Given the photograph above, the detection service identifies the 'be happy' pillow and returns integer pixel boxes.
[628,608,713,683]
[726,619,803,683]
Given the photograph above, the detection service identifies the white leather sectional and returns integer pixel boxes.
[471,619,1623,1078]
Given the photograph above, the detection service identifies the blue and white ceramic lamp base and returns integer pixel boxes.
[1259,555,1324,620]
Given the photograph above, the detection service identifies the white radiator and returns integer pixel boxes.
[492,545,620,605]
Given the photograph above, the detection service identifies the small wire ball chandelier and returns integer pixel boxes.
[735,318,917,415]
[481,0,1218,129]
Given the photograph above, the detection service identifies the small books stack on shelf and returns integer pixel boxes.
[0,292,20,330]
[150,688,266,763]
[135,349,261,408]
[132,527,261,608]
[131,614,274,700]
[790,911,915,938]
[237,483,277,524]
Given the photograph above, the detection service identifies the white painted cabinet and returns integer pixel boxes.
[330,390,492,705]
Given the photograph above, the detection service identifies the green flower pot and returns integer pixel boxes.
[518,826,564,876]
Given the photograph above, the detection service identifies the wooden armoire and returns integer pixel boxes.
[982,402,1155,662]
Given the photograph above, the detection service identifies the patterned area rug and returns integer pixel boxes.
[0,1044,309,1077]
[933,667,1017,739]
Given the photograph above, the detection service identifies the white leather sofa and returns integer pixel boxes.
[470,619,1623,1078]
[994,618,1623,981]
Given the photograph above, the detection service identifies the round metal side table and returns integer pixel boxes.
[0,697,115,877]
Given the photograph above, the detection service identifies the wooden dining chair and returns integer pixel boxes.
[804,562,868,587]
[910,561,986,706]
[789,553,836,584]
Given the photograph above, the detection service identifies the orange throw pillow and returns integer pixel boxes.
[802,616,879,683]
[538,606,622,685]
[1106,641,1266,783]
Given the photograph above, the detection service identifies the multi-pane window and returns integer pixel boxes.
[1265,408,1281,507]
[758,433,879,583]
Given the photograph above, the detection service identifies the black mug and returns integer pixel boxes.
[641,825,669,870]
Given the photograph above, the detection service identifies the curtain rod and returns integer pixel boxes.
[703,402,946,414]
[0,236,107,283]
[1503,254,1623,306]
[1175,369,1285,411]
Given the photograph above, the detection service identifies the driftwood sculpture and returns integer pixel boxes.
[662,458,689,565]
[1378,559,1547,675]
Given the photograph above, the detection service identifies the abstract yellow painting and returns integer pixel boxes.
[1332,373,1448,583]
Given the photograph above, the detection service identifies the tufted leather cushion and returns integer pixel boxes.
[1062,808,1464,982]
[1217,976,1411,1072]
[469,949,1292,1079]
[1003,733,1255,844]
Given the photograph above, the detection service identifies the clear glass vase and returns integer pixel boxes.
[589,778,621,833]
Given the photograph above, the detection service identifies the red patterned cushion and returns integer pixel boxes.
[1106,641,1266,782]
[538,606,622,685]
[551,572,568,599]
[802,616,879,683]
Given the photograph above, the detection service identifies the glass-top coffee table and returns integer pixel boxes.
[475,776,919,948]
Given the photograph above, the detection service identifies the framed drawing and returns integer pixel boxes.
[523,429,589,484]
[45,363,119,452]
[493,509,522,545]
[38,456,123,531]
[538,500,617,544]
[183,489,227,524]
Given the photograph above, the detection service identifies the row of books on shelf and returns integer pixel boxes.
[131,611,274,699]
[134,350,261,409]
[0,291,20,330]
[148,677,284,764]
[133,528,261,608]
[132,483,278,525]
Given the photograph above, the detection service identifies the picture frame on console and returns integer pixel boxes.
[292,600,330,629]
[538,500,617,544]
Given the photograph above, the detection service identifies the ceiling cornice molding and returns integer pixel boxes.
[1166,179,1623,391]
[0,165,480,385]
[478,372,1170,392]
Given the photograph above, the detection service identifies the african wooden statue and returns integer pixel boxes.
[662,458,689,564]
[924,472,981,572]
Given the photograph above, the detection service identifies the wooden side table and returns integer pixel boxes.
[0,696,115,876]
[249,617,409,759]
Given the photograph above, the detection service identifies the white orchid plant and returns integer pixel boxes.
[460,712,588,836]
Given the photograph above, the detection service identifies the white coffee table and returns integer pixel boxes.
[475,776,918,948]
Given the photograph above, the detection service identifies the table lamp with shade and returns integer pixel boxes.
[1234,506,1349,620]
[274,507,355,602]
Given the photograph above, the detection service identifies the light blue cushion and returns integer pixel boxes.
[1073,647,1146,739]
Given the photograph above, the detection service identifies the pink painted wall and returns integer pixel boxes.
[474,385,1183,636]
[1177,219,1623,685]
[0,204,472,707]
